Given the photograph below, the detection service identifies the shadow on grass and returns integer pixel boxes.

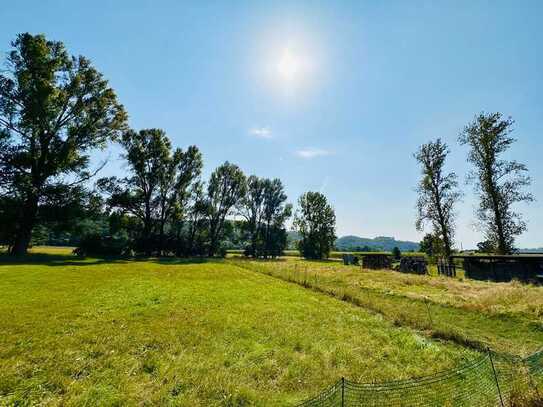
[0,252,220,268]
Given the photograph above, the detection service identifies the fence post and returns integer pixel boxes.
[488,348,505,407]
[341,377,345,407]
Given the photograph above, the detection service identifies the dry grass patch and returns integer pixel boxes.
[235,258,543,356]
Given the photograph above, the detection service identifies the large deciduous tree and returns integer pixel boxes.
[206,162,246,256]
[294,191,336,259]
[156,144,202,254]
[260,178,292,257]
[239,175,266,257]
[0,33,127,255]
[182,182,208,256]
[414,138,460,258]
[459,113,534,254]
[98,129,201,256]
[239,176,291,258]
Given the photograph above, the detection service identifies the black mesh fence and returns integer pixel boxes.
[297,348,543,406]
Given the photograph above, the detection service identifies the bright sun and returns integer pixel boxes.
[277,49,301,81]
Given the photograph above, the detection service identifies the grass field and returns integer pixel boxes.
[0,248,479,406]
[234,258,543,357]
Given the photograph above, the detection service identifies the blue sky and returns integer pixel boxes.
[2,1,542,248]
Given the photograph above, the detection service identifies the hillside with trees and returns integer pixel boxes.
[335,235,420,252]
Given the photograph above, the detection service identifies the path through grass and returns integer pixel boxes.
[233,258,543,357]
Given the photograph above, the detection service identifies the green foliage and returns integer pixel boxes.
[206,162,246,256]
[0,33,127,255]
[13,188,109,248]
[74,232,130,257]
[391,246,401,259]
[294,192,336,259]
[476,240,495,254]
[0,196,18,246]
[239,176,291,258]
[459,112,534,254]
[414,138,460,257]
[98,129,202,256]
[419,233,444,257]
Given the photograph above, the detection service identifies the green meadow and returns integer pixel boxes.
[0,248,480,406]
[235,258,543,357]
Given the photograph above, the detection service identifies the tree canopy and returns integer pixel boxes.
[0,34,538,258]
[97,129,202,256]
[0,33,127,254]
[414,138,461,258]
[239,176,292,258]
[206,162,247,256]
[294,191,336,259]
[459,112,533,254]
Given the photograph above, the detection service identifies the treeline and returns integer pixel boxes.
[0,33,337,259]
[414,113,534,256]
[0,33,535,259]
[85,127,292,258]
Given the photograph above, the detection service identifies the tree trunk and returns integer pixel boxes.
[208,221,217,257]
[158,220,165,256]
[264,222,270,259]
[208,239,216,257]
[441,227,452,258]
[143,203,152,257]
[488,181,507,255]
[430,177,452,258]
[493,202,507,255]
[188,224,196,256]
[250,222,258,257]
[209,217,224,257]
[10,196,39,256]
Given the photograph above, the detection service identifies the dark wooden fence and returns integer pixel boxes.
[450,255,543,283]
[437,260,456,277]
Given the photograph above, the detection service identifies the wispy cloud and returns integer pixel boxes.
[295,148,333,159]
[249,127,272,139]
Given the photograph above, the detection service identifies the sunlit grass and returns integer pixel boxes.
[0,249,477,405]
[234,258,543,356]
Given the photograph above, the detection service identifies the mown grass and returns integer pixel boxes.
[233,258,543,357]
[0,249,478,406]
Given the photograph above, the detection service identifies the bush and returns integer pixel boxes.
[216,244,228,258]
[74,233,130,257]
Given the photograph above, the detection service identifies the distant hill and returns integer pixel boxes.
[335,235,419,252]
[287,232,419,252]
[517,248,543,253]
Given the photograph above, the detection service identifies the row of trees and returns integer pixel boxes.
[0,33,337,259]
[7,33,531,259]
[415,113,534,256]
[94,127,293,258]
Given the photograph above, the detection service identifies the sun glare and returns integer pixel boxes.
[256,29,322,95]
[277,49,300,81]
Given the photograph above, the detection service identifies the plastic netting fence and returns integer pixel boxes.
[297,349,543,406]
[526,348,543,376]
